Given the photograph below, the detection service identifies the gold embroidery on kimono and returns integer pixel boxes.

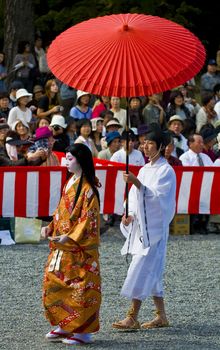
[43,176,101,333]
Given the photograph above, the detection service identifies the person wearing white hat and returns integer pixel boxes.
[69,90,92,120]
[7,88,33,128]
[50,114,70,153]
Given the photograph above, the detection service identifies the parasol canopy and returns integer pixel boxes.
[47,13,205,97]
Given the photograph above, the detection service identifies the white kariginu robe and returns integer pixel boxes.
[120,157,176,300]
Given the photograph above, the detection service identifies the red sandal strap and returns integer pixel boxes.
[66,336,86,344]
[50,330,68,336]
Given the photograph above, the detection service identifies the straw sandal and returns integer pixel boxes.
[112,308,141,330]
[141,311,169,329]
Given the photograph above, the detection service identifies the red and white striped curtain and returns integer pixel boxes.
[0,161,220,217]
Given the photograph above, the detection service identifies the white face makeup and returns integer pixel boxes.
[66,152,81,174]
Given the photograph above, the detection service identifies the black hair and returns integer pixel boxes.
[201,93,214,106]
[76,118,92,136]
[0,51,5,66]
[99,110,114,119]
[213,84,220,94]
[17,41,30,54]
[66,143,100,208]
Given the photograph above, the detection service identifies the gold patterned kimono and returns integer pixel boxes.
[43,175,101,333]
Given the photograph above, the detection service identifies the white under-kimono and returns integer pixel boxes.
[120,157,176,301]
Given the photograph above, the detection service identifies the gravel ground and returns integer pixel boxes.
[0,225,220,350]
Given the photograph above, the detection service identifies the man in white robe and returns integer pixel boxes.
[112,124,176,330]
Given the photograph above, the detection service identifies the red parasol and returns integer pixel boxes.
[47,13,205,97]
[47,13,205,216]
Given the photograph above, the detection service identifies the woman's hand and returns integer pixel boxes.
[49,235,71,244]
[41,226,52,239]
[122,215,134,226]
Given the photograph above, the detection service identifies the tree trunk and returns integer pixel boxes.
[3,0,34,87]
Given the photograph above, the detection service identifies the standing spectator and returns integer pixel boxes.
[110,97,126,130]
[167,115,188,157]
[7,89,32,128]
[196,94,217,132]
[0,93,10,122]
[37,79,61,120]
[13,41,36,91]
[110,129,145,166]
[8,81,24,108]
[166,90,191,121]
[200,59,220,96]
[128,97,144,128]
[178,84,200,118]
[69,90,92,120]
[74,118,98,157]
[143,94,165,128]
[91,117,104,152]
[92,96,111,118]
[0,51,7,92]
[50,115,70,153]
[98,131,121,160]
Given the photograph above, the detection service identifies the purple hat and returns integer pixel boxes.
[137,124,148,136]
[35,126,53,140]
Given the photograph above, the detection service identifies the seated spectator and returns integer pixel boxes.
[178,84,200,118]
[1,132,46,166]
[166,90,191,121]
[74,118,97,157]
[164,132,182,166]
[168,115,188,157]
[92,96,111,118]
[128,97,144,128]
[200,59,220,96]
[214,133,220,166]
[50,114,70,153]
[200,126,217,162]
[66,119,77,146]
[196,94,217,132]
[11,119,31,141]
[99,110,114,136]
[213,83,220,103]
[137,124,148,163]
[36,116,50,129]
[28,126,59,166]
[101,118,122,149]
[0,92,10,122]
[98,131,121,160]
[143,94,165,128]
[27,84,44,115]
[91,117,104,152]
[37,79,61,120]
[69,90,92,120]
[110,97,126,130]
[0,123,9,149]
[110,129,145,166]
[8,80,23,108]
[179,134,213,166]
[7,88,33,128]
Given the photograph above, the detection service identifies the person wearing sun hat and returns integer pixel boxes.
[112,123,176,330]
[7,88,33,128]
[69,90,92,120]
[167,115,188,157]
[98,131,121,160]
[50,114,70,153]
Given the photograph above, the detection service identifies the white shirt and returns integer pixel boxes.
[171,133,188,157]
[110,148,145,166]
[214,158,220,166]
[179,149,213,166]
[110,108,127,130]
[214,101,220,119]
[7,106,32,128]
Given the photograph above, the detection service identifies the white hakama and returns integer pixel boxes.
[120,157,176,300]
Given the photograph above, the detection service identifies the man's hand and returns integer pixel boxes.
[122,215,134,226]
[49,235,71,244]
[123,171,141,189]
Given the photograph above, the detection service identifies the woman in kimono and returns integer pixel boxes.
[112,124,176,330]
[41,143,101,345]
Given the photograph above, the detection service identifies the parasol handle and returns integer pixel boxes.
[125,97,129,218]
